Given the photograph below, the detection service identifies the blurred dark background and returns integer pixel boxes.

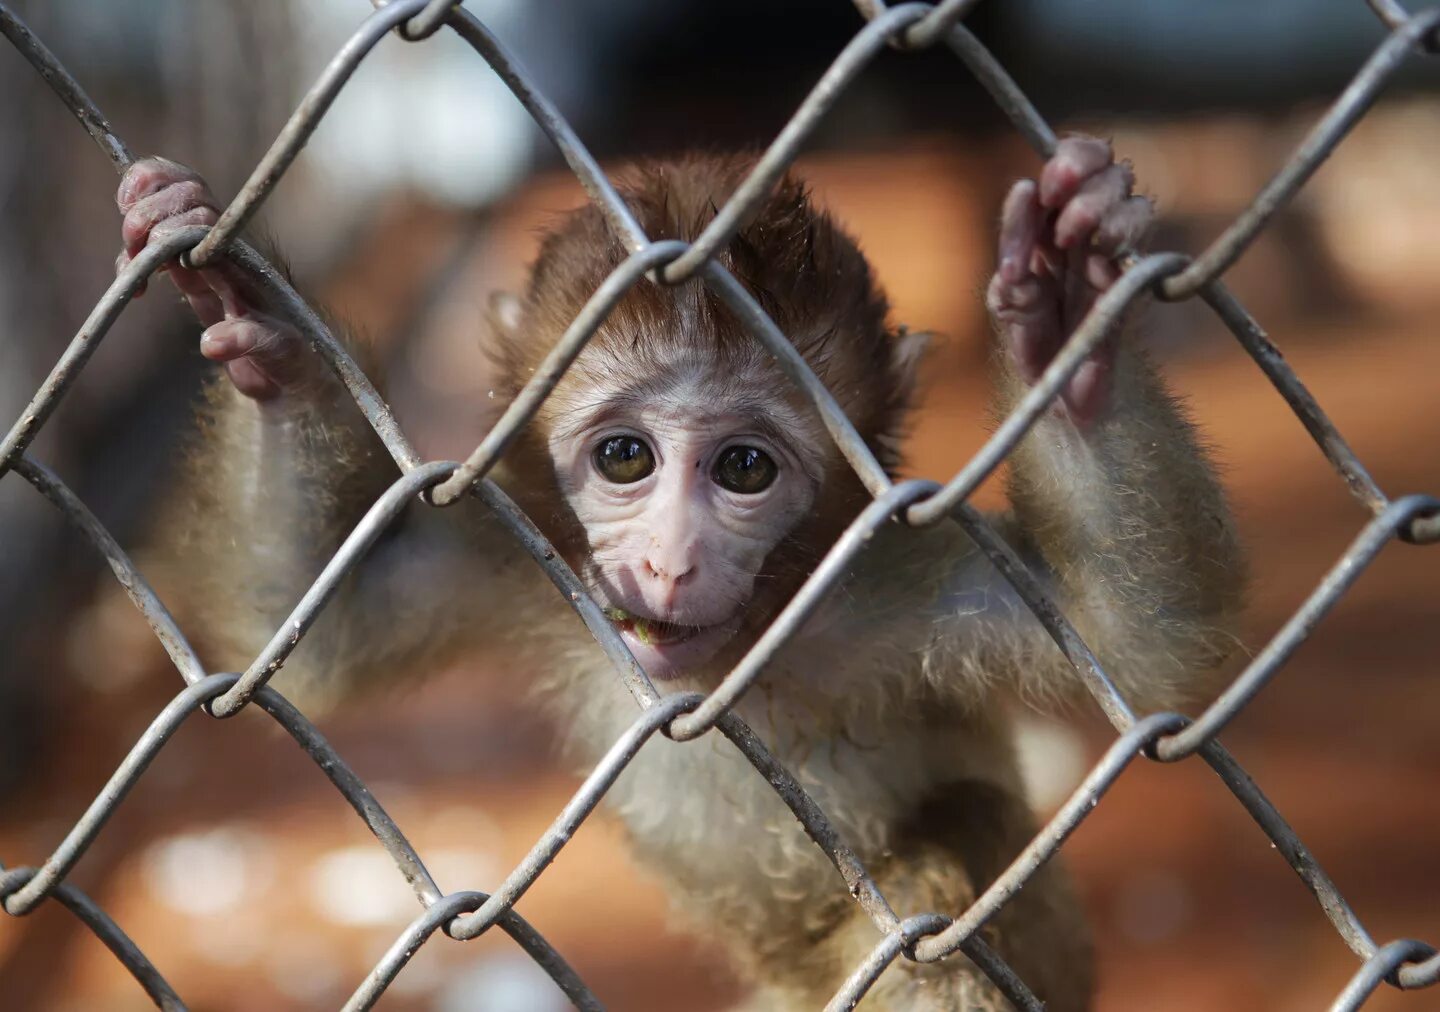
[1,1,1438,1009]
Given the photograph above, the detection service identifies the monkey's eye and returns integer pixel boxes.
[713,445,778,495]
[594,435,655,484]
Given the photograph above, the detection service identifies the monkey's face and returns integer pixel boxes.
[546,363,823,680]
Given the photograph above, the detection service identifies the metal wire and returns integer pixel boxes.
[0,0,1436,1008]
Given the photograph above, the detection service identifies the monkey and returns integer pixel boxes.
[116,137,1244,1010]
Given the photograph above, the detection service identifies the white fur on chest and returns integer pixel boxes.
[535,529,1023,926]
[555,643,979,922]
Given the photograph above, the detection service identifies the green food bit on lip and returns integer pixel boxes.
[602,606,654,645]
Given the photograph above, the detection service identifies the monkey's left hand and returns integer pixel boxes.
[986,136,1152,428]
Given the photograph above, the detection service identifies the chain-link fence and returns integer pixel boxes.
[1,0,1437,1008]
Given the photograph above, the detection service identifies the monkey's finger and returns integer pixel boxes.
[224,356,286,402]
[992,194,1061,314]
[198,315,292,363]
[1038,136,1113,210]
[1094,195,1153,257]
[198,262,258,322]
[987,269,1052,315]
[200,314,311,401]
[123,180,218,259]
[164,260,228,328]
[998,179,1043,283]
[116,157,205,213]
[1053,163,1133,251]
[1083,252,1122,291]
[113,247,220,315]
[990,273,1062,383]
[150,209,257,327]
[1033,231,1066,284]
[149,211,265,324]
[182,288,226,328]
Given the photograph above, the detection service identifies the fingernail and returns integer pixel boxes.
[117,170,148,210]
[1040,166,1075,207]
[198,330,229,359]
[200,324,253,360]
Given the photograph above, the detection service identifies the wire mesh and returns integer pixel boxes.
[1,0,1437,1008]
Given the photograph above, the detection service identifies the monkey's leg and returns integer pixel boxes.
[802,780,1091,1012]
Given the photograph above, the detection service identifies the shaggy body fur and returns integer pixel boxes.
[155,156,1244,1010]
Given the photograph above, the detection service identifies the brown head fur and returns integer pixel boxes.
[487,155,925,657]
[491,154,920,470]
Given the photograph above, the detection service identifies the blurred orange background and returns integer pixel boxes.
[0,3,1437,1010]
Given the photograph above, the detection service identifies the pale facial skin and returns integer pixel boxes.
[546,379,820,677]
[116,136,1151,679]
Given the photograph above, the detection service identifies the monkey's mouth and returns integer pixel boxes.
[602,606,741,676]
[603,607,704,646]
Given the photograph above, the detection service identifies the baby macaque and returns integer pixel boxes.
[118,139,1243,1009]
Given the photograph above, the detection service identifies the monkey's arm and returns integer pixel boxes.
[922,137,1244,713]
[122,158,525,705]
[165,377,530,705]
[986,342,1245,712]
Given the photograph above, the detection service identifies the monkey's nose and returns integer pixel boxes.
[643,557,695,586]
[643,558,694,611]
[642,556,697,612]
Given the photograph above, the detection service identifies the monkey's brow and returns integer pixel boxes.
[733,411,814,451]
[548,385,816,445]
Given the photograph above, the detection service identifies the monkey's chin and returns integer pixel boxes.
[612,614,743,681]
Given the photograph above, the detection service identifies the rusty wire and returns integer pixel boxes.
[0,0,1437,1008]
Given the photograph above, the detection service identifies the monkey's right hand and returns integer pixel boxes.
[117,157,316,401]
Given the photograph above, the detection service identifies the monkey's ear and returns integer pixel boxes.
[873,328,933,475]
[890,327,932,407]
[485,291,525,344]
